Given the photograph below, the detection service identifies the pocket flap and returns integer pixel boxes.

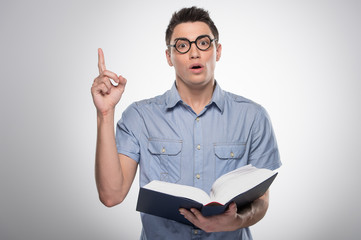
[214,143,246,159]
[148,139,182,155]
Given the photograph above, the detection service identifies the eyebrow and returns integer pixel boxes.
[173,34,212,42]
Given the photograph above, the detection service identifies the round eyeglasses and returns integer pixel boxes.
[168,35,217,54]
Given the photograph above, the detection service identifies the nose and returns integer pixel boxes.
[189,42,200,59]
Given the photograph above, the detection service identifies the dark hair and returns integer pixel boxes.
[165,6,219,46]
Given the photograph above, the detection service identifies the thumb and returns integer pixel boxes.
[228,202,237,213]
[118,75,127,85]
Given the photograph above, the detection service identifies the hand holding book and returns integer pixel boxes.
[179,190,270,232]
[179,201,244,232]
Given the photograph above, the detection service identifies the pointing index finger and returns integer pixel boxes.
[98,48,106,74]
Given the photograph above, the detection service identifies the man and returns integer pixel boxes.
[91,6,281,240]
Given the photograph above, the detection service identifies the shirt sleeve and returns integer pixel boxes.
[248,106,282,170]
[115,103,141,163]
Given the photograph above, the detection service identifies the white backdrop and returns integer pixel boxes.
[1,0,360,239]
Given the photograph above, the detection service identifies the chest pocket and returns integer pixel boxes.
[214,143,246,160]
[148,139,182,183]
[214,143,247,177]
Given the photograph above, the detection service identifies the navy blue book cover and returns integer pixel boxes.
[136,173,277,226]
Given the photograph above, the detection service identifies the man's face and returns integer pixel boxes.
[166,21,222,88]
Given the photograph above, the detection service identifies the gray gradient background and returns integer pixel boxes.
[1,0,360,239]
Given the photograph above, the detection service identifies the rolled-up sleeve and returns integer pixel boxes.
[116,103,141,163]
[248,106,281,170]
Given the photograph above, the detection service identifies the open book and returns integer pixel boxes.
[136,165,278,226]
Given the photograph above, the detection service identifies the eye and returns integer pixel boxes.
[176,40,189,50]
[199,40,209,46]
[197,37,211,49]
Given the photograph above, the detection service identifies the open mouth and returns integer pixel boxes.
[190,64,204,70]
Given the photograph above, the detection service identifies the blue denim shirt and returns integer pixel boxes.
[116,82,281,240]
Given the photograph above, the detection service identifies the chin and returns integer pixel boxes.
[192,76,214,85]
[185,79,214,89]
[176,72,214,87]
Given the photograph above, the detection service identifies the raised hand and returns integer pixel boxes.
[91,48,127,116]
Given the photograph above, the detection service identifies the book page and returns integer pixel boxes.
[210,165,276,205]
[143,180,211,205]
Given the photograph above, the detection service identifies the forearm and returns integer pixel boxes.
[95,110,124,207]
[237,190,269,229]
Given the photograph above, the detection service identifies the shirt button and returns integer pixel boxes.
[197,144,201,150]
[196,174,201,179]
[196,117,200,122]
[194,229,199,234]
[162,147,166,153]
[230,152,234,158]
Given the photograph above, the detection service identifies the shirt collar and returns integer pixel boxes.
[210,81,225,113]
[165,82,183,109]
[166,81,225,113]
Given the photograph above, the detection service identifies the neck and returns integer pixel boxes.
[175,79,215,115]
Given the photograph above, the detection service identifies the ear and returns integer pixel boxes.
[165,49,173,66]
[216,43,222,61]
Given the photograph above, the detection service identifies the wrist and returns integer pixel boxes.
[97,109,115,125]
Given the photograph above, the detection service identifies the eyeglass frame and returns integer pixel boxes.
[167,34,217,54]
